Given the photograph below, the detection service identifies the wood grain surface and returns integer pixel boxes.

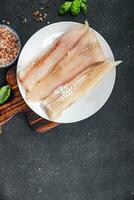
[0,66,59,133]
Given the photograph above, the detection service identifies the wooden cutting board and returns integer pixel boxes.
[0,66,59,133]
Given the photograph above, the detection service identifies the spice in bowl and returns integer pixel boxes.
[0,25,21,68]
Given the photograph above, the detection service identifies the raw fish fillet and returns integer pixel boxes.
[54,28,100,69]
[27,30,105,101]
[18,22,89,91]
[42,61,122,120]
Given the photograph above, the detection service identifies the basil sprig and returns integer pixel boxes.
[58,0,87,16]
[0,85,11,105]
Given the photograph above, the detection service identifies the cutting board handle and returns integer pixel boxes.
[0,66,28,125]
[0,66,59,132]
[0,96,28,125]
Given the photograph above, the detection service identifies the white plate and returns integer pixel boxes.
[17,21,115,123]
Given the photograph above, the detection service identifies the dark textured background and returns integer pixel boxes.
[0,0,134,200]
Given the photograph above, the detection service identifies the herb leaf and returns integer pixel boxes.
[81,2,87,15]
[82,0,87,3]
[0,85,11,105]
[59,1,72,15]
[58,0,88,16]
[71,0,81,16]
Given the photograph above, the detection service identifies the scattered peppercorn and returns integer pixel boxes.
[33,9,48,22]
[1,2,50,26]
[1,20,11,25]
[21,17,27,24]
[2,20,6,23]
[33,10,42,22]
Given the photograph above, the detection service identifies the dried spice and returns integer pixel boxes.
[21,17,27,24]
[2,2,50,26]
[1,19,11,25]
[0,26,19,66]
[33,9,47,22]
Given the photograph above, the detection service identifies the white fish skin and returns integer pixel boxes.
[42,61,122,120]
[18,22,89,91]
[27,31,105,101]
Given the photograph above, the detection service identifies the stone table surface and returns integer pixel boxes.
[0,0,134,200]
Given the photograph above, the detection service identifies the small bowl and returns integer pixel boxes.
[0,24,21,68]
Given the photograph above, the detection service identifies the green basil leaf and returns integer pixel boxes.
[82,0,87,4]
[0,85,11,105]
[71,0,81,15]
[59,1,72,15]
[81,2,87,15]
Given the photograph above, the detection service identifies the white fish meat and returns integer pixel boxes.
[42,61,122,120]
[18,22,89,91]
[27,30,105,101]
